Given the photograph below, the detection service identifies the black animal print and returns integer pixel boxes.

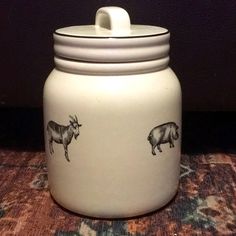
[147,122,179,155]
[47,115,82,162]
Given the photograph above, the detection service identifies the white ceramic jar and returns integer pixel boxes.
[43,6,181,218]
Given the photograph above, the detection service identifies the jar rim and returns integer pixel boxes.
[55,25,169,39]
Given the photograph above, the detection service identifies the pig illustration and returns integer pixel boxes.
[147,122,179,155]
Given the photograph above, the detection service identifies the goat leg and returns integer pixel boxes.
[65,151,70,162]
[63,144,70,162]
[49,139,54,154]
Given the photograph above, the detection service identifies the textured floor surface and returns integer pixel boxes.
[0,150,235,236]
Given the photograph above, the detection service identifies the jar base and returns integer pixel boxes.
[49,187,178,219]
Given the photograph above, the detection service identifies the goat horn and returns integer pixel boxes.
[75,115,78,122]
[69,115,75,122]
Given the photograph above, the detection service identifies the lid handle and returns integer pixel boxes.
[95,6,131,36]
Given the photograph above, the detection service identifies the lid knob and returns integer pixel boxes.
[95,6,131,36]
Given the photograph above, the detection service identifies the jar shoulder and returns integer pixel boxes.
[45,67,180,81]
[44,68,181,95]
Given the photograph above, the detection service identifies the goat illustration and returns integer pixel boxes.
[47,115,82,162]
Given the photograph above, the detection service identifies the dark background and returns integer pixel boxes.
[1,0,236,154]
[1,0,236,110]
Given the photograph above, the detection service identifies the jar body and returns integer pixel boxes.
[43,67,181,218]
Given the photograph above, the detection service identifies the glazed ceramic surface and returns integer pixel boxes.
[43,6,182,218]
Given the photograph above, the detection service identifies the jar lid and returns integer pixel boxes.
[54,6,170,63]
